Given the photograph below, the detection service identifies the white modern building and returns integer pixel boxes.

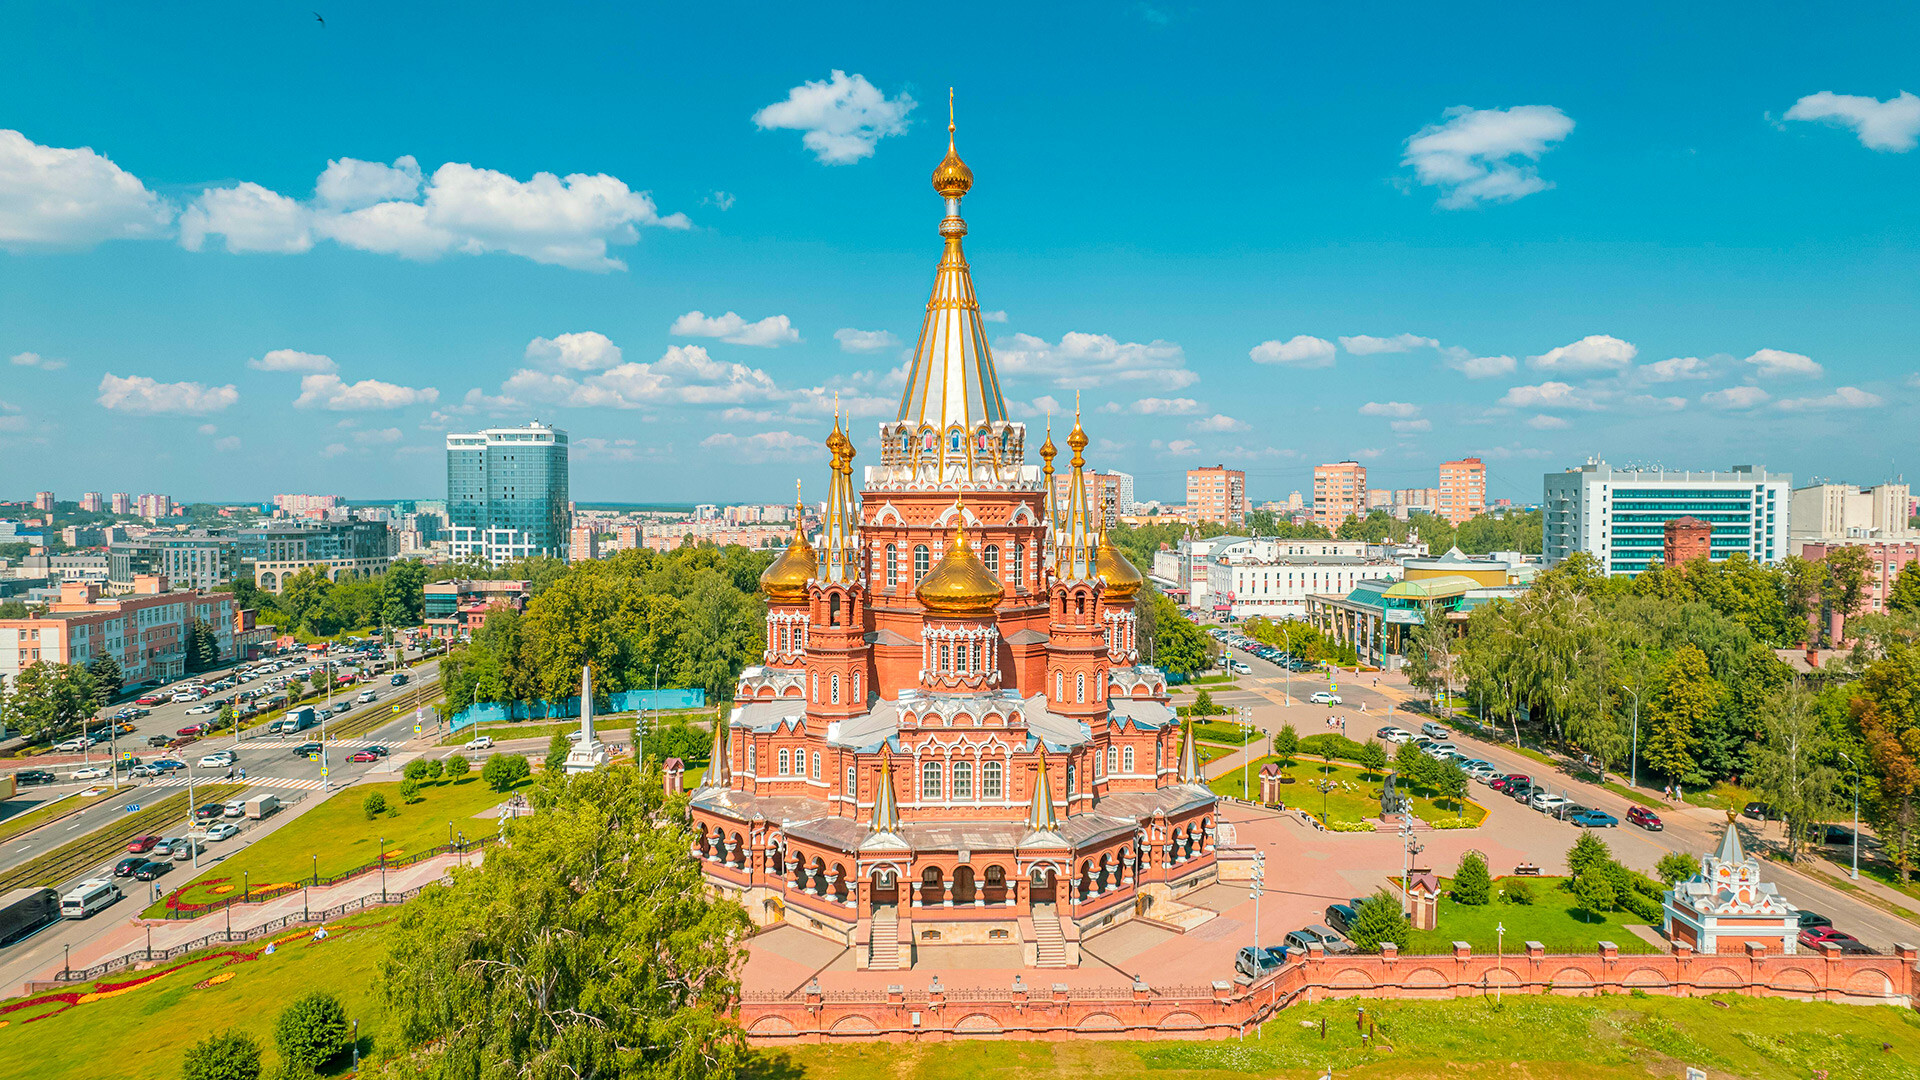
[1543,460,1790,575]
[446,422,571,566]
[1789,481,1912,553]
[1205,554,1404,620]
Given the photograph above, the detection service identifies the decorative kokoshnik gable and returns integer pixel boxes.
[689,100,1218,969]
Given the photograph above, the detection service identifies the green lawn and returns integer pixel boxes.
[1684,781,1750,813]
[1208,755,1487,827]
[0,913,393,1080]
[1400,875,1661,956]
[1193,742,1234,765]
[749,994,1920,1079]
[1189,719,1259,744]
[147,774,527,915]
[1602,781,1664,809]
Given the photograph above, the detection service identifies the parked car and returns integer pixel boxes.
[127,834,160,853]
[465,735,494,751]
[1423,742,1461,759]
[134,860,171,881]
[52,737,90,753]
[1508,782,1537,802]
[1284,923,1354,955]
[1323,899,1368,934]
[1375,726,1414,743]
[176,723,211,737]
[1626,806,1664,831]
[1530,792,1570,815]
[185,702,220,715]
[1569,809,1619,828]
[193,803,225,823]
[135,693,167,706]
[1797,910,1833,931]
[1309,691,1342,706]
[15,769,55,786]
[114,856,147,877]
[204,823,240,841]
[1820,824,1856,846]
[198,751,235,768]
[1799,927,1871,953]
[1743,801,1774,821]
[1419,722,1451,740]
[70,766,112,781]
[146,734,173,748]
[1235,945,1289,979]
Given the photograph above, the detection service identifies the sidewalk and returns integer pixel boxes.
[7,848,480,997]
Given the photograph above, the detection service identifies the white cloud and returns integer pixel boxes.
[1340,333,1437,355]
[834,328,900,353]
[1359,401,1421,418]
[9,351,65,371]
[97,373,238,415]
[997,332,1196,390]
[320,443,348,458]
[1639,356,1713,382]
[752,71,916,165]
[247,348,337,374]
[1623,394,1687,412]
[979,310,1008,323]
[1499,381,1601,410]
[196,423,219,437]
[705,191,737,211]
[502,343,779,409]
[1743,348,1823,379]
[1526,414,1570,430]
[1132,397,1201,415]
[1402,105,1574,208]
[1784,91,1920,152]
[0,129,175,250]
[783,386,893,419]
[314,155,423,209]
[1440,348,1516,379]
[671,310,801,348]
[184,157,689,272]
[352,426,403,445]
[212,435,240,452]
[1191,413,1248,432]
[1390,418,1432,433]
[1008,395,1063,418]
[1776,386,1884,411]
[1529,334,1636,373]
[293,373,438,411]
[525,332,623,372]
[1248,335,1335,368]
[1152,438,1199,456]
[1702,385,1771,410]
[699,430,816,464]
[717,407,782,425]
[573,436,653,462]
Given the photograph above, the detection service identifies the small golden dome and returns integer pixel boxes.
[760,534,817,604]
[916,513,1003,618]
[1096,537,1143,600]
[1039,422,1057,466]
[932,90,973,199]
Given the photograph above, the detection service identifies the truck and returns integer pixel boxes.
[271,706,317,735]
[244,793,280,820]
[0,888,60,945]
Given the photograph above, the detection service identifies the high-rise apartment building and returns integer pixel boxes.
[274,493,343,517]
[1543,460,1790,575]
[569,525,600,563]
[1185,466,1247,525]
[136,493,173,519]
[33,492,55,513]
[1312,461,1367,530]
[108,534,241,593]
[1437,457,1487,524]
[1053,469,1136,526]
[446,422,571,565]
[110,493,131,515]
[1393,488,1439,519]
[80,492,104,513]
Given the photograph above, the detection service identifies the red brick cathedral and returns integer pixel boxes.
[690,113,1219,969]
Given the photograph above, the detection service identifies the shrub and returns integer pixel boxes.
[1567,832,1614,879]
[1453,852,1492,906]
[545,732,572,773]
[1572,870,1617,921]
[1502,878,1535,906]
[273,991,351,1072]
[1346,890,1413,951]
[1271,723,1299,769]
[402,758,431,782]
[444,753,470,779]
[642,721,709,764]
[399,777,421,803]
[361,791,387,820]
[425,757,444,782]
[1299,733,1365,762]
[1656,851,1699,886]
[183,1028,261,1080]
[1357,738,1388,778]
[1192,689,1222,717]
[482,753,530,792]
[1622,888,1664,923]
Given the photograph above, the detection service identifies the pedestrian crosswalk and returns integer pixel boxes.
[143,775,333,791]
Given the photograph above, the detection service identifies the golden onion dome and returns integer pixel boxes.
[917,516,1003,618]
[760,484,817,604]
[932,91,973,199]
[1096,536,1143,600]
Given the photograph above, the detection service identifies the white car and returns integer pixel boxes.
[198,752,235,768]
[1309,691,1342,706]
[464,735,494,751]
[185,702,220,715]
[52,737,91,753]
[172,691,204,703]
[71,766,112,781]
[1376,726,1415,744]
[1531,792,1570,814]
[1424,742,1461,759]
[204,823,240,841]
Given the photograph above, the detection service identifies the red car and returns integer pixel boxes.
[1491,774,1530,793]
[176,723,210,736]
[135,694,166,706]
[1626,806,1664,831]
[127,834,161,853]
[1799,926,1868,951]
[349,749,380,763]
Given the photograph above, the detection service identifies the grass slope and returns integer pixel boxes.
[1400,875,1661,955]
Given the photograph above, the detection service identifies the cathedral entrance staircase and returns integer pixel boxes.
[869,904,901,970]
[1030,902,1069,968]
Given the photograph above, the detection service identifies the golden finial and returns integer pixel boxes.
[932,87,973,199]
[1067,393,1088,462]
[1039,415,1057,468]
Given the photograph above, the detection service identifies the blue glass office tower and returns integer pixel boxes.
[446,422,570,565]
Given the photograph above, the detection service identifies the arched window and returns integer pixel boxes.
[1123,746,1135,773]
[1066,762,1076,794]
[811,672,817,701]
[949,430,961,451]
[1076,671,1086,703]
[1107,746,1118,774]
[983,544,999,575]
[831,671,840,703]
[1012,542,1024,587]
[921,760,943,801]
[1093,749,1103,778]
[852,672,860,702]
[829,592,841,627]
[811,751,821,779]
[778,748,790,776]
[952,760,973,800]
[846,765,855,795]
[939,642,951,672]
[970,640,981,673]
[982,760,1003,799]
[746,745,756,773]
[885,544,898,588]
[914,545,930,583]
[1054,671,1063,700]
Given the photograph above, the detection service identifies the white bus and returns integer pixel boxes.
[60,879,122,919]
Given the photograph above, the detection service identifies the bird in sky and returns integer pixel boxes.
[313,11,325,27]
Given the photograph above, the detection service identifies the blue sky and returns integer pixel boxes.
[3,2,1918,506]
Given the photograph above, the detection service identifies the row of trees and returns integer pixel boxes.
[1110,508,1544,562]
[1,652,123,740]
[225,558,430,638]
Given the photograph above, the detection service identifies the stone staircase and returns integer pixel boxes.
[1030,903,1069,968]
[869,904,900,970]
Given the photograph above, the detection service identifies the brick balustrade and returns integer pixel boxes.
[738,939,1920,1044]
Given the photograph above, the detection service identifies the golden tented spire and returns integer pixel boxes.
[898,88,1007,475]
[871,746,902,834]
[704,718,731,788]
[1027,751,1059,832]
[821,402,860,584]
[1054,395,1098,582]
[1039,416,1059,551]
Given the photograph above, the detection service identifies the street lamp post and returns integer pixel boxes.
[1839,751,1861,879]
[379,835,387,901]
[1242,707,1252,800]
[1618,684,1641,790]
[1496,922,1506,1005]
[1250,850,1265,975]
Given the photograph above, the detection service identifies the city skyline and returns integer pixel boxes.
[5,4,1919,504]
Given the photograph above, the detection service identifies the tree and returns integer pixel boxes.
[444,753,470,780]
[0,660,97,740]
[1746,682,1843,863]
[1780,555,1824,643]
[182,1028,262,1080]
[1854,643,1920,880]
[84,652,122,714]
[1141,588,1212,677]
[1356,738,1387,781]
[1571,868,1616,922]
[184,618,221,673]
[1655,851,1699,886]
[482,753,530,792]
[425,757,445,783]
[403,758,432,782]
[400,777,422,803]
[363,791,388,820]
[380,558,429,627]
[1452,852,1491,906]
[274,991,351,1072]
[546,732,572,773]
[1404,615,1456,708]
[1192,688,1218,717]
[1644,644,1719,782]
[1345,890,1413,952]
[1436,761,1469,818]
[377,763,750,1079]
[1890,562,1920,617]
[1271,723,1299,771]
[1393,740,1429,792]
[1566,831,1614,879]
[218,700,234,733]
[1824,544,1874,644]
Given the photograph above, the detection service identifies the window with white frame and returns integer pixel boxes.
[778,748,790,775]
[921,760,943,800]
[982,760,1003,798]
[952,760,973,799]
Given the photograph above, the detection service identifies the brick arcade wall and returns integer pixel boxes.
[738,939,1919,1044]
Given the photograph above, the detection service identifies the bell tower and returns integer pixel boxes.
[805,413,871,723]
[1043,410,1109,723]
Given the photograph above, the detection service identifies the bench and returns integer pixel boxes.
[1513,863,1542,876]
